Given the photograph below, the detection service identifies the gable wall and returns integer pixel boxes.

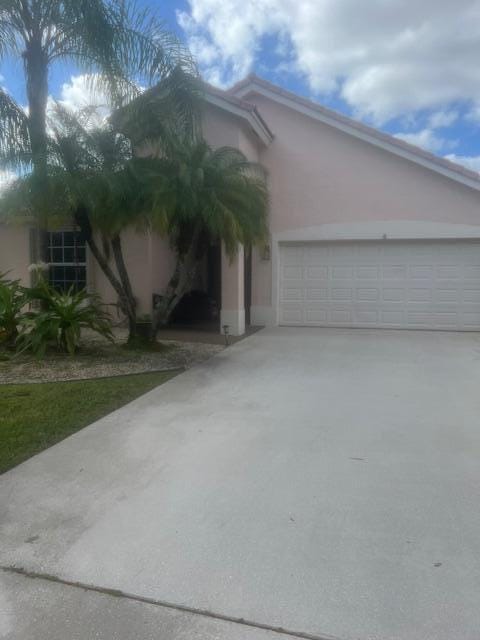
[251,94,480,233]
[246,92,480,313]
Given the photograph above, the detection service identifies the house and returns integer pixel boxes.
[2,74,480,334]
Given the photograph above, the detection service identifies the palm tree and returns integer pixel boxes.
[0,0,195,261]
[0,104,144,339]
[142,140,269,332]
[0,110,268,341]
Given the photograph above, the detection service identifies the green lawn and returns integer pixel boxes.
[0,370,177,474]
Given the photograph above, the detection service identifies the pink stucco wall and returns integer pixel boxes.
[0,224,31,285]
[253,95,480,231]
[91,228,153,317]
[91,230,183,318]
[201,104,242,149]
[237,126,260,162]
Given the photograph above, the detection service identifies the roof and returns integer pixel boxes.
[228,73,480,192]
[202,81,273,145]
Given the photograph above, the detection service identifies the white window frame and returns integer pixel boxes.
[47,230,87,292]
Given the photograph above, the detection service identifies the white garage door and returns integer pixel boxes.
[279,241,480,330]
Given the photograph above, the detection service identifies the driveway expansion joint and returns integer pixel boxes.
[1,566,342,640]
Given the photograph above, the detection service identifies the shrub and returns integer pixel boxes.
[0,274,29,348]
[18,280,113,356]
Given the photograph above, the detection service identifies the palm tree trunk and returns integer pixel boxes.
[153,225,201,336]
[24,41,49,264]
[111,234,138,341]
[73,207,136,336]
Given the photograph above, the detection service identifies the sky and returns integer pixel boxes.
[2,0,480,187]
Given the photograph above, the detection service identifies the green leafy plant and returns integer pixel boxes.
[0,274,29,347]
[18,280,113,356]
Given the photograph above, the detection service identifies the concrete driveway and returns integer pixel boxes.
[1,328,480,640]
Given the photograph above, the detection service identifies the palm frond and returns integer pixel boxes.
[0,87,30,169]
[111,67,202,148]
[50,0,196,108]
[0,3,19,59]
[143,139,269,258]
[108,0,196,84]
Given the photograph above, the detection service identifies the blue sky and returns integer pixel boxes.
[2,0,480,175]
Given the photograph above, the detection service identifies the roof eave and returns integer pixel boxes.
[203,91,273,146]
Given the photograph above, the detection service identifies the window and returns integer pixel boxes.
[47,231,87,292]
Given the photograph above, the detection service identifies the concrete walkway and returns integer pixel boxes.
[1,328,480,640]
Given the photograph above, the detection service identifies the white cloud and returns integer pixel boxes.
[466,104,480,124]
[394,128,455,154]
[445,154,480,173]
[18,76,110,141]
[0,170,16,193]
[427,110,459,129]
[56,74,110,124]
[178,0,480,123]
[178,1,283,86]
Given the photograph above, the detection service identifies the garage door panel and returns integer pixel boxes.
[306,287,328,300]
[437,265,461,278]
[356,288,379,301]
[379,310,405,325]
[409,265,435,279]
[331,287,353,300]
[382,265,406,279]
[463,311,480,326]
[408,288,432,302]
[329,309,352,323]
[356,246,383,261]
[356,310,379,323]
[356,266,379,279]
[281,287,303,301]
[306,266,328,279]
[326,245,353,262]
[280,305,303,324]
[464,265,480,279]
[382,288,405,302]
[436,288,459,303]
[282,265,303,280]
[463,289,480,303]
[279,241,480,330]
[332,266,354,279]
[407,312,433,326]
[305,308,328,323]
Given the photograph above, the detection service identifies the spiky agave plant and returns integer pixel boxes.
[0,274,29,348]
[18,277,113,356]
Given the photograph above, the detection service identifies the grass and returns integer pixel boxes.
[0,370,178,474]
